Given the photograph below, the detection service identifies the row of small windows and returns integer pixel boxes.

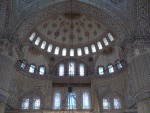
[98,60,123,75]
[58,62,86,76]
[29,32,114,56]
[21,92,122,110]
[20,60,46,75]
[18,60,124,77]
[22,91,90,110]
[103,97,122,110]
[22,98,41,110]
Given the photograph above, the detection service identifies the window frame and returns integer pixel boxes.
[53,92,61,110]
[68,92,76,110]
[98,66,104,75]
[29,64,36,73]
[82,91,91,109]
[107,64,114,74]
[115,60,123,70]
[39,66,46,75]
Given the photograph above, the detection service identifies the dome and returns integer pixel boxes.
[36,13,108,47]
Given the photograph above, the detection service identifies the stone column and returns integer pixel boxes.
[126,47,150,113]
[137,98,150,113]
[0,102,5,113]
[0,53,15,113]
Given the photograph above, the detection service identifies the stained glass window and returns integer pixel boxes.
[108,33,114,41]
[59,64,64,76]
[29,32,36,41]
[108,64,114,73]
[69,62,75,76]
[29,64,35,73]
[62,48,67,56]
[22,98,30,109]
[98,66,104,75]
[91,44,96,53]
[77,48,82,56]
[103,38,109,46]
[84,47,89,55]
[83,92,90,109]
[114,98,121,109]
[116,61,122,69]
[79,64,85,76]
[35,37,41,45]
[33,98,41,109]
[21,61,26,69]
[39,66,45,75]
[54,92,61,109]
[97,42,102,50]
[47,44,53,52]
[68,92,76,109]
[103,98,110,109]
[41,41,46,49]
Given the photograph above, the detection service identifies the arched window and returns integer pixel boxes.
[79,64,85,76]
[103,98,110,109]
[84,47,89,55]
[77,48,82,56]
[91,44,96,53]
[39,66,45,75]
[33,98,41,109]
[103,38,109,46]
[83,91,90,109]
[108,33,114,41]
[29,32,36,41]
[59,64,64,76]
[47,44,53,52]
[54,47,59,55]
[70,49,74,56]
[68,92,76,109]
[113,97,121,109]
[20,60,26,69]
[108,64,114,73]
[29,64,35,73]
[98,66,104,75]
[41,41,46,49]
[35,37,41,45]
[62,48,67,56]
[53,92,61,109]
[116,60,122,69]
[69,62,75,76]
[22,98,30,109]
[97,42,102,50]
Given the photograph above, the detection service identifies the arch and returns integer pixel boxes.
[98,90,124,110]
[20,90,44,110]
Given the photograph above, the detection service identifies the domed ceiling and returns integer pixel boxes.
[35,12,108,46]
